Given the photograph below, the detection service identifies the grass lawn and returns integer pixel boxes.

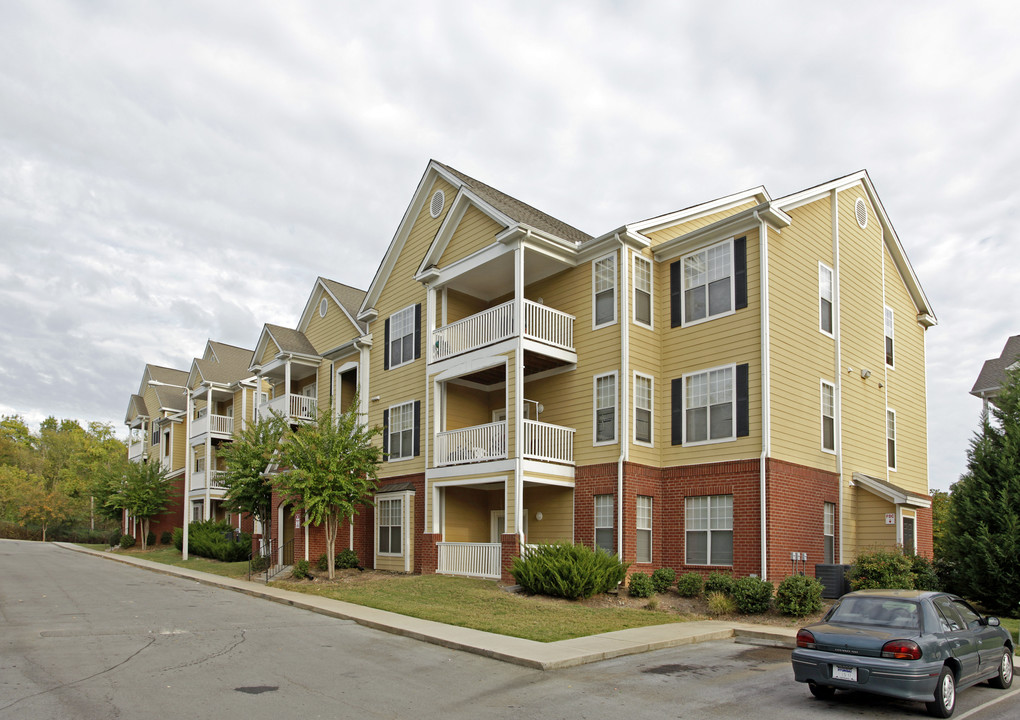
[81,544,251,580]
[271,573,700,642]
[999,616,1019,645]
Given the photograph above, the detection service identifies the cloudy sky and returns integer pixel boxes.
[1,1,1017,491]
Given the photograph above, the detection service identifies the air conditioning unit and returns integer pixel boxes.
[814,564,851,598]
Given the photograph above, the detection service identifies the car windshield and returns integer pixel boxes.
[828,597,920,629]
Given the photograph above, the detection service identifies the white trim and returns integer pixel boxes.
[591,251,618,330]
[819,261,834,337]
[633,371,654,447]
[884,305,895,369]
[594,493,614,553]
[386,400,416,462]
[375,494,406,557]
[592,371,619,446]
[682,363,737,446]
[631,253,653,329]
[820,379,836,454]
[635,495,652,564]
[387,304,418,370]
[628,186,770,235]
[684,494,734,567]
[886,407,897,472]
[678,237,736,328]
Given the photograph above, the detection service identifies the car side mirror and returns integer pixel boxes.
[985,616,1000,627]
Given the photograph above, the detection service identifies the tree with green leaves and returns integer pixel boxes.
[941,366,1020,616]
[106,461,173,550]
[274,397,381,579]
[0,465,72,541]
[219,412,288,555]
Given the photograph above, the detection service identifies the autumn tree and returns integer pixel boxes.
[0,466,72,541]
[274,397,381,579]
[107,461,173,550]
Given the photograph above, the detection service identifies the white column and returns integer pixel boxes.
[284,361,292,419]
[183,391,192,559]
[513,244,525,538]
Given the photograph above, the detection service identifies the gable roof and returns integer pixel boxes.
[250,323,320,371]
[153,384,187,413]
[296,276,368,336]
[137,364,189,398]
[124,394,148,424]
[971,335,1020,397]
[191,341,256,386]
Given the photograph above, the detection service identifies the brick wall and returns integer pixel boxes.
[915,506,933,559]
[500,532,520,584]
[764,458,840,581]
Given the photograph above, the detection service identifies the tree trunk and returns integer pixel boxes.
[42,522,47,543]
[142,517,149,550]
[325,515,338,580]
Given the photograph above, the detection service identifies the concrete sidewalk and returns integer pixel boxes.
[58,542,796,670]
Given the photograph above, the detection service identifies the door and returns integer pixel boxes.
[491,510,528,542]
[902,516,915,555]
[282,505,295,565]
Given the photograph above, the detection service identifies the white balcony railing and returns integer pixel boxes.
[437,542,501,579]
[258,393,317,422]
[127,442,144,461]
[190,413,234,438]
[431,299,574,362]
[435,421,507,466]
[522,420,575,465]
[191,470,224,491]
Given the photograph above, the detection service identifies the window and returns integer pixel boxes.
[594,372,617,444]
[819,263,833,335]
[319,297,328,317]
[151,427,159,446]
[634,373,653,445]
[902,515,915,556]
[191,501,203,523]
[593,253,616,327]
[595,494,614,553]
[684,366,734,444]
[824,502,835,564]
[194,457,205,473]
[884,306,894,366]
[636,496,652,563]
[386,305,418,369]
[385,402,416,461]
[633,255,652,327]
[163,430,170,457]
[821,381,835,452]
[685,495,733,566]
[377,497,403,555]
[887,409,896,470]
[682,240,733,324]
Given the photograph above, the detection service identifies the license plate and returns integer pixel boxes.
[832,665,858,682]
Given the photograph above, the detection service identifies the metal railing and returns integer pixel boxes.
[259,394,317,421]
[437,542,501,579]
[249,537,295,583]
[435,421,507,466]
[431,299,575,362]
[190,413,234,437]
[522,419,575,464]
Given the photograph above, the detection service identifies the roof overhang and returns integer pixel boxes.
[650,202,792,263]
[853,472,931,508]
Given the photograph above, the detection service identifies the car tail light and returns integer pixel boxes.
[881,640,922,660]
[796,629,816,648]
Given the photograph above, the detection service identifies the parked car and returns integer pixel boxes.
[792,589,1014,717]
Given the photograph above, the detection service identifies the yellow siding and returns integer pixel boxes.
[259,337,280,367]
[854,489,895,554]
[375,496,415,572]
[643,201,759,246]
[437,205,504,268]
[522,486,573,543]
[172,420,187,473]
[767,196,839,471]
[444,289,489,326]
[628,247,662,467]
[443,486,500,542]
[446,384,497,430]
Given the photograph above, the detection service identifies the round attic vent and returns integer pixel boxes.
[319,298,328,317]
[430,190,445,218]
[855,197,868,229]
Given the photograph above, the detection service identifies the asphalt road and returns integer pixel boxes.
[2,539,1017,720]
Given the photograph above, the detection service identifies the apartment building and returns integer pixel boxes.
[970,335,1020,411]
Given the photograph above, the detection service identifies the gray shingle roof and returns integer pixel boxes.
[265,324,318,357]
[971,335,1020,396]
[197,341,256,384]
[435,161,592,245]
[124,394,148,424]
[147,364,189,388]
[319,277,368,332]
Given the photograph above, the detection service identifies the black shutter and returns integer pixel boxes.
[383,318,390,370]
[734,236,747,310]
[671,378,684,445]
[414,303,422,360]
[736,363,749,437]
[670,260,682,328]
[382,409,389,456]
[412,400,421,456]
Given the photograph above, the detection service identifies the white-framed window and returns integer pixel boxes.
[151,426,159,446]
[821,381,835,452]
[901,515,915,555]
[593,252,617,328]
[824,502,835,564]
[388,305,417,369]
[884,306,894,367]
[636,495,652,563]
[682,239,734,325]
[194,456,205,473]
[163,429,171,457]
[319,297,328,318]
[634,372,653,445]
[387,402,415,461]
[377,496,403,555]
[593,372,618,445]
[685,495,733,566]
[633,254,652,328]
[595,494,614,553]
[819,262,833,335]
[887,409,897,470]
[684,365,735,445]
[191,501,204,523]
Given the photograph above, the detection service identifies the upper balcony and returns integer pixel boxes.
[431,299,574,363]
[127,438,145,462]
[190,408,234,439]
[434,419,574,468]
[258,393,317,423]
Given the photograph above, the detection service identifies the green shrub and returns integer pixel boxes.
[185,520,252,562]
[108,529,122,547]
[316,553,330,571]
[848,548,914,591]
[676,572,704,597]
[651,567,677,593]
[335,549,360,569]
[628,572,655,598]
[733,576,773,614]
[510,542,629,600]
[707,591,737,615]
[160,530,173,545]
[705,571,735,595]
[292,560,312,579]
[249,554,269,573]
[775,575,824,616]
[119,534,136,549]
[910,554,940,591]
[146,531,156,548]
[172,527,183,551]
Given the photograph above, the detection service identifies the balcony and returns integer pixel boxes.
[258,393,317,422]
[190,412,234,438]
[433,419,574,467]
[431,299,574,363]
[191,469,224,491]
[127,441,145,462]
[437,542,500,579]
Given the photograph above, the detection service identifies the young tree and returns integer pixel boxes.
[274,397,381,579]
[942,367,1020,616]
[107,461,173,550]
[219,412,288,555]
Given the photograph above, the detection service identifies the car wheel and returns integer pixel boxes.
[809,683,836,700]
[926,666,956,718]
[989,649,1014,689]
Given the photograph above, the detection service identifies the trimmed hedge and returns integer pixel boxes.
[775,575,824,617]
[848,548,914,591]
[705,571,735,596]
[628,572,655,598]
[651,567,677,593]
[510,542,629,600]
[676,572,704,597]
[181,520,252,562]
[732,576,773,614]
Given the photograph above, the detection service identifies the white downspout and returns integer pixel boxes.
[183,391,192,560]
[514,243,525,544]
[424,285,435,541]
[617,239,629,559]
[757,212,771,581]
[831,190,845,564]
